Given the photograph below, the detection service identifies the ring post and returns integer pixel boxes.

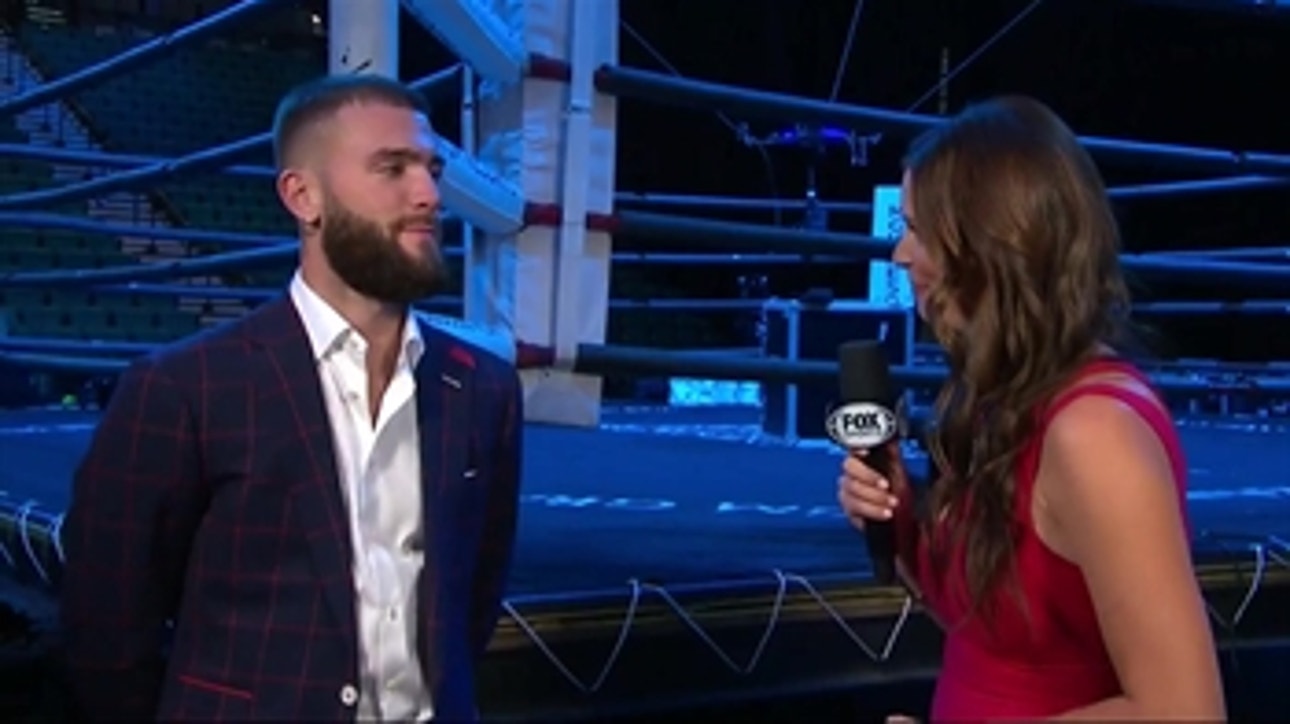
[472,0,618,427]
[328,0,400,77]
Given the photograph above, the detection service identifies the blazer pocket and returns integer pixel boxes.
[160,673,255,720]
[176,673,254,700]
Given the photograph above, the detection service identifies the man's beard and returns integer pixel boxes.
[320,200,445,305]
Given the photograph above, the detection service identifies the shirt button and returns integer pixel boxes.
[388,608,399,622]
[339,684,358,707]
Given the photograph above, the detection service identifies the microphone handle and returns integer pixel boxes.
[860,441,899,585]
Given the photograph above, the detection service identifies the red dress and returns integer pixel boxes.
[893,359,1190,721]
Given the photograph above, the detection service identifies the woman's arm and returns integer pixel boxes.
[1036,395,1225,721]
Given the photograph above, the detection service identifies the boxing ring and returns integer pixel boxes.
[1,0,1290,720]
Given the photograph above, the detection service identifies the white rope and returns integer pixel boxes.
[49,510,67,564]
[501,579,641,693]
[496,533,1284,695]
[499,569,914,692]
[639,571,789,674]
[1201,532,1288,630]
[782,572,913,663]
[0,491,15,569]
[15,499,51,586]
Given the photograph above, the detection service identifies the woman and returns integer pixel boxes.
[837,96,1225,721]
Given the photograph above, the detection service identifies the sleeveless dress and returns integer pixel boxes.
[891,358,1190,721]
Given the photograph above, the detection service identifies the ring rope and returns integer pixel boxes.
[593,65,1290,178]
[9,280,1290,321]
[0,65,461,212]
[5,337,1290,402]
[3,142,1279,202]
[0,0,290,120]
[5,211,1290,293]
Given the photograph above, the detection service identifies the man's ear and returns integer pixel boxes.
[277,166,323,228]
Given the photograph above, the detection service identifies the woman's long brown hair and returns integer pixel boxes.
[906,96,1137,615]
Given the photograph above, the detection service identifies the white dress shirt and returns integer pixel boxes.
[289,272,433,721]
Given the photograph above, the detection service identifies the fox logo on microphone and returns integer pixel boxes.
[826,401,899,449]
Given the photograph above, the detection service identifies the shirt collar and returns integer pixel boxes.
[288,271,425,367]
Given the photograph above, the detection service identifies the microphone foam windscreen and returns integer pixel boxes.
[837,340,893,404]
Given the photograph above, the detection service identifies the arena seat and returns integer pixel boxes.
[0,302,202,342]
[12,21,324,298]
[0,121,52,194]
[16,22,321,238]
[1,97,202,340]
[0,234,197,343]
[6,110,187,338]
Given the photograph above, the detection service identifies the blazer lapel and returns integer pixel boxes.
[415,323,476,691]
[246,296,357,653]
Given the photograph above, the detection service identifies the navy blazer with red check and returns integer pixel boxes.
[58,295,523,721]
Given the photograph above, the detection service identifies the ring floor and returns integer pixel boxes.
[1,403,1288,600]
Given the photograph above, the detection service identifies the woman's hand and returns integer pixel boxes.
[836,441,911,530]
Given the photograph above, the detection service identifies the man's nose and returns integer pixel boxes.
[410,168,441,210]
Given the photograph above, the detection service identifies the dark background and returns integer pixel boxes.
[422,0,1290,361]
[17,0,1290,360]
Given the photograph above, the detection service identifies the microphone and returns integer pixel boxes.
[827,340,902,585]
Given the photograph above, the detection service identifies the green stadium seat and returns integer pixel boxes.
[19,23,320,237]
[7,23,324,341]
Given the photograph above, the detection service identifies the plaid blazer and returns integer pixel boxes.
[59,295,522,721]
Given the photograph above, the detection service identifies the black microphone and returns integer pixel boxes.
[827,340,902,585]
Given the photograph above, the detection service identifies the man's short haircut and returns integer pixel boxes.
[271,74,432,169]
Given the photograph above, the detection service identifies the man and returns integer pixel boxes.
[59,74,523,721]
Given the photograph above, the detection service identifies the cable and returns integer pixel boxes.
[620,19,783,226]
[828,0,866,103]
[904,0,1047,114]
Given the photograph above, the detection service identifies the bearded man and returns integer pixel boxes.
[60,74,523,723]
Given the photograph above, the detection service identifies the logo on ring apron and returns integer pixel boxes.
[825,401,899,449]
